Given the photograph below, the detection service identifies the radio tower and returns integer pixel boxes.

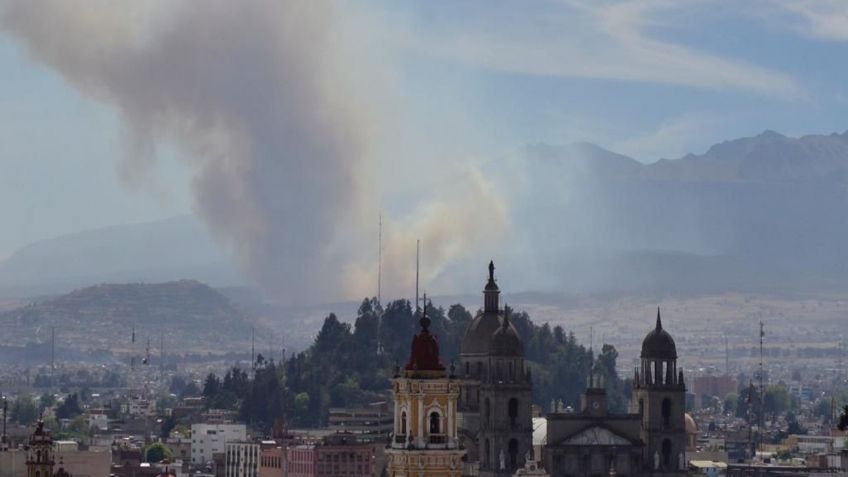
[377,214,382,306]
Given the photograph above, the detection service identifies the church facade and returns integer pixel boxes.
[543,310,687,477]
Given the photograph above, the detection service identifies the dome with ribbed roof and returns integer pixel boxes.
[641,308,677,359]
[490,312,523,356]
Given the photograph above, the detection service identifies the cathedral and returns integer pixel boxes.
[389,262,688,477]
[543,310,687,477]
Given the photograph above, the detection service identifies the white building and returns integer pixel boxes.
[191,423,247,465]
[225,442,260,477]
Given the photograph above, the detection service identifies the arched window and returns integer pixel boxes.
[662,439,672,468]
[508,439,519,470]
[508,398,519,426]
[638,398,644,417]
[429,411,440,434]
[484,398,491,428]
[400,411,407,435]
[484,439,491,468]
[662,398,672,428]
[509,361,515,380]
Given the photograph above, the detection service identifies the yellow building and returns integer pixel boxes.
[387,301,466,477]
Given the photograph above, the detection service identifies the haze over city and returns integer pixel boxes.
[1,2,848,477]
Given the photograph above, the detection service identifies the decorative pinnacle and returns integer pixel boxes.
[502,304,510,329]
[420,293,430,332]
[656,307,662,330]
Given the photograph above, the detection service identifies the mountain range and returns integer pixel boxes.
[4,129,848,300]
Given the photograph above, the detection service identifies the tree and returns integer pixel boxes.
[145,442,173,463]
[724,393,737,415]
[11,396,38,425]
[56,393,82,420]
[39,393,56,412]
[203,373,221,401]
[838,405,848,431]
[763,385,790,419]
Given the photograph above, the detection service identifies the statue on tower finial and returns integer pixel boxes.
[489,260,495,280]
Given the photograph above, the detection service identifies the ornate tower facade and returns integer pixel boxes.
[459,262,533,477]
[633,309,687,477]
[387,303,465,477]
[26,420,55,477]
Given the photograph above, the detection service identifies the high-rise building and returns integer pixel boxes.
[386,303,465,477]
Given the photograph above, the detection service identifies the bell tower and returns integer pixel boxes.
[633,309,687,477]
[26,420,55,477]
[387,299,466,477]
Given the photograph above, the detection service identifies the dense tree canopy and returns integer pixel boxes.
[202,297,625,429]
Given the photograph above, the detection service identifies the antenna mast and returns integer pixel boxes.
[725,335,729,376]
[51,327,55,387]
[159,332,164,374]
[378,214,382,305]
[758,321,765,450]
[415,239,420,313]
[251,327,256,371]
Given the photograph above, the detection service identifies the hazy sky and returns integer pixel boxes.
[1,0,848,260]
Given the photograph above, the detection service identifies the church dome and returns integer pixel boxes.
[641,308,677,359]
[461,261,503,355]
[461,312,501,355]
[405,305,445,372]
[490,313,523,356]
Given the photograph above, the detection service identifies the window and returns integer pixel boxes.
[662,439,672,468]
[400,411,407,435]
[508,439,519,470]
[429,411,440,434]
[484,439,491,467]
[484,398,491,428]
[508,398,519,426]
[662,398,671,428]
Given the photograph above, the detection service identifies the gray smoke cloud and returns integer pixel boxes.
[1,0,507,303]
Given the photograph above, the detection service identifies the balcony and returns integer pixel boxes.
[394,434,407,444]
[428,434,447,445]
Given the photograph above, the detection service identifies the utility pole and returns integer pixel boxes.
[725,335,729,376]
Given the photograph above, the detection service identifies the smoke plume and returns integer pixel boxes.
[1,0,507,303]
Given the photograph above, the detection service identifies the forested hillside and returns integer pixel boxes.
[201,297,628,430]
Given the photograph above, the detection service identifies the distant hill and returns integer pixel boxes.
[0,216,244,298]
[0,280,257,359]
